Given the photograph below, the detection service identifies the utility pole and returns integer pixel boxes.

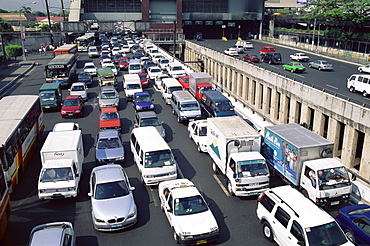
[45,0,54,45]
[173,20,176,60]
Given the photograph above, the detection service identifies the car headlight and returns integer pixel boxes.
[168,171,176,176]
[75,110,81,113]
[127,210,136,219]
[150,104,154,108]
[61,111,66,114]
[136,105,141,110]
[145,174,154,178]
[67,187,76,191]
[94,216,105,223]
[210,227,219,234]
[38,189,46,193]
[117,156,125,160]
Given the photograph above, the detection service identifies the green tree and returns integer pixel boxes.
[0,9,9,13]
[32,11,46,17]
[5,45,22,62]
[303,0,370,42]
[0,18,14,32]
[20,6,32,13]
[38,23,50,32]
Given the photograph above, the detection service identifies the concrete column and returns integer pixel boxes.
[250,80,256,105]
[313,110,324,136]
[300,104,309,125]
[327,118,340,157]
[262,86,271,116]
[341,126,358,168]
[280,95,290,124]
[242,76,249,101]
[270,90,278,120]
[360,134,370,179]
[236,73,242,97]
[288,98,298,123]
[141,0,150,21]
[255,82,262,109]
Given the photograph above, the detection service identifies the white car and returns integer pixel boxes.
[152,54,164,64]
[154,73,170,90]
[28,222,76,246]
[69,82,88,101]
[224,47,238,56]
[358,64,370,73]
[88,165,137,231]
[121,45,131,53]
[83,62,97,76]
[52,122,80,132]
[111,47,122,56]
[101,59,114,68]
[289,52,310,62]
[140,56,150,66]
[232,45,244,53]
[104,64,118,76]
[158,58,170,70]
[188,120,208,153]
[100,50,111,57]
[158,179,219,245]
[147,66,162,80]
[167,63,186,78]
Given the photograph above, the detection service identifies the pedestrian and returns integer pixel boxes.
[24,48,28,56]
[39,47,42,56]
[42,46,46,55]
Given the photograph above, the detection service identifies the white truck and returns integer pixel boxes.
[38,130,84,200]
[207,116,270,196]
[263,123,352,206]
[123,74,143,101]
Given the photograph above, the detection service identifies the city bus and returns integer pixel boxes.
[0,95,44,194]
[76,34,95,52]
[53,43,79,58]
[45,54,78,88]
[0,167,10,243]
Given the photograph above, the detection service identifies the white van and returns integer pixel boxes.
[123,74,142,100]
[161,78,183,104]
[170,90,202,123]
[130,127,177,186]
[347,74,370,97]
[256,186,354,246]
[129,59,142,74]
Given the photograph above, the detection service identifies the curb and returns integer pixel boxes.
[0,61,36,95]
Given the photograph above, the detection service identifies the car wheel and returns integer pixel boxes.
[227,180,235,196]
[262,222,274,242]
[364,91,368,97]
[308,64,312,68]
[319,67,322,71]
[172,108,175,115]
[344,229,355,244]
[173,230,180,244]
[359,69,363,73]
[283,66,286,70]
[197,144,202,153]
[349,87,355,93]
[177,116,181,123]
[302,190,309,198]
[269,60,272,65]
[212,162,218,174]
[291,69,294,73]
[189,132,192,139]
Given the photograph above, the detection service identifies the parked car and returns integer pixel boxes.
[282,62,306,73]
[358,64,370,73]
[77,72,93,87]
[242,54,260,63]
[99,107,121,131]
[224,47,238,56]
[95,130,124,165]
[27,222,76,246]
[335,204,370,245]
[69,82,88,101]
[60,95,84,118]
[133,91,154,111]
[308,60,333,71]
[88,164,137,231]
[98,86,120,108]
[83,62,97,77]
[134,111,165,138]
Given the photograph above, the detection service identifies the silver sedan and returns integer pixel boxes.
[308,60,333,71]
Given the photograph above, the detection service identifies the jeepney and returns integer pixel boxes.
[97,68,117,88]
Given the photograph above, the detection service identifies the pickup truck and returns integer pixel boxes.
[289,52,310,62]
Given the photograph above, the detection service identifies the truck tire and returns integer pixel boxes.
[197,144,202,153]
[227,180,235,196]
[262,222,274,242]
[363,91,368,97]
[212,163,218,174]
[188,133,192,139]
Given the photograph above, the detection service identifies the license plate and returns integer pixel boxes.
[331,201,340,206]
[196,240,207,245]
[249,192,259,196]
[111,223,122,228]
[45,106,50,108]
[68,114,73,116]
[250,183,259,186]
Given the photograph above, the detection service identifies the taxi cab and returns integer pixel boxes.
[158,179,219,245]
[99,107,121,131]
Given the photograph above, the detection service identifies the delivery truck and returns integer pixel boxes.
[263,123,352,206]
[38,130,84,200]
[207,116,270,196]
[189,72,214,100]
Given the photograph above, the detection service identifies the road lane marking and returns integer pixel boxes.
[212,174,230,196]
[326,84,338,90]
[150,187,159,206]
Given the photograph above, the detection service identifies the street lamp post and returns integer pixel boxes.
[20,1,36,61]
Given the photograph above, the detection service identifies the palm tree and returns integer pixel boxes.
[20,6,32,13]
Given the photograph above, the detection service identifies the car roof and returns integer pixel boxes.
[98,129,120,139]
[134,91,150,96]
[137,111,157,119]
[84,62,95,66]
[101,87,116,93]
[65,95,80,100]
[29,222,72,246]
[71,82,85,86]
[93,164,125,184]
[101,107,118,113]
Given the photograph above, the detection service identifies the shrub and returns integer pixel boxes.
[5,45,22,62]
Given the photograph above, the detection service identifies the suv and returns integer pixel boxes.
[256,186,353,246]
[261,52,282,64]
[134,111,165,138]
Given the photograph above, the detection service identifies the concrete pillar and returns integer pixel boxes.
[341,126,358,168]
[242,76,249,101]
[280,95,290,124]
[360,134,370,180]
[262,86,271,116]
[300,104,309,125]
[255,82,262,109]
[327,118,341,157]
[289,98,298,123]
[313,110,324,136]
[250,80,256,106]
[236,73,242,97]
[270,90,278,120]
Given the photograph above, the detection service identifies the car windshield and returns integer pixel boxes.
[130,64,141,70]
[101,92,116,99]
[251,55,258,58]
[150,68,161,73]
[94,180,129,200]
[168,86,183,94]
[174,195,208,216]
[40,167,73,182]
[64,99,79,106]
[172,66,183,71]
[317,167,351,190]
[198,126,207,136]
[119,59,128,63]
[71,85,85,91]
[181,77,189,83]
[306,222,348,245]
[236,161,269,177]
[101,112,119,120]
[160,59,169,64]
[180,102,199,111]
[139,74,147,80]
[215,101,234,111]
[39,93,56,100]
[97,137,121,149]
[140,117,160,127]
[127,84,141,90]
[106,66,116,70]
[293,63,303,66]
[84,66,95,69]
[136,95,151,103]
[144,150,175,168]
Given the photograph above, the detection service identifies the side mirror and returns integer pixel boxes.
[75,173,79,178]
[161,121,164,124]
[97,96,100,99]
[130,186,135,191]
[87,192,92,197]
[134,123,139,128]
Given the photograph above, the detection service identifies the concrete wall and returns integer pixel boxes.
[184,41,370,183]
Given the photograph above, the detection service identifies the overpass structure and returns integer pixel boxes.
[184,40,370,182]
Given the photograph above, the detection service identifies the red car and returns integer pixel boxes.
[138,72,149,88]
[99,107,121,131]
[61,95,84,118]
[243,54,260,63]
[118,57,129,71]
[178,75,190,90]
[259,46,276,55]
